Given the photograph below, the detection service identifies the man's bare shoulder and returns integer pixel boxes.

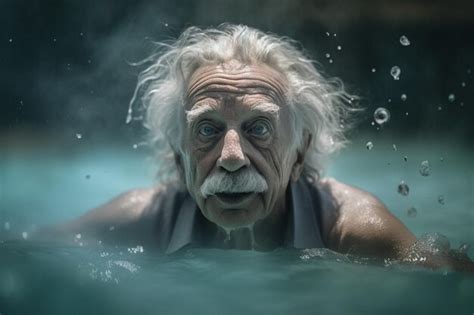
[317,177,416,258]
[39,186,166,243]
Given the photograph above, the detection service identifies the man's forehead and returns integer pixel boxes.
[186,61,288,107]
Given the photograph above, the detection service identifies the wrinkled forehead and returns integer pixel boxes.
[185,61,288,107]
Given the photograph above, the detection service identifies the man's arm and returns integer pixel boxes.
[319,178,474,272]
[36,187,159,246]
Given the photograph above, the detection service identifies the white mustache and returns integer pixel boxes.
[200,169,268,198]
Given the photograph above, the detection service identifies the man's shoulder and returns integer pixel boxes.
[315,177,416,257]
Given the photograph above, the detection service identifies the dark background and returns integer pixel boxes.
[1,0,473,148]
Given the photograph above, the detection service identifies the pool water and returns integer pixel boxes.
[1,137,473,314]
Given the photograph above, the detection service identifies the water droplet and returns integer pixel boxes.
[132,144,138,149]
[399,35,411,46]
[109,226,115,231]
[373,107,391,125]
[461,82,466,87]
[390,66,401,80]
[75,233,82,240]
[80,32,84,36]
[325,53,331,58]
[403,156,408,162]
[75,133,82,139]
[333,33,337,37]
[87,59,92,64]
[405,112,409,116]
[448,94,455,102]
[8,38,13,43]
[366,141,374,150]
[419,160,431,176]
[325,32,330,37]
[401,94,407,101]
[467,68,472,74]
[22,232,28,240]
[459,243,470,254]
[337,45,342,50]
[371,68,376,73]
[164,23,169,27]
[329,59,333,64]
[438,195,445,205]
[438,106,442,111]
[398,181,409,196]
[371,121,375,126]
[85,174,91,179]
[392,144,398,151]
[53,38,57,42]
[4,222,10,231]
[406,207,417,217]
[440,157,444,162]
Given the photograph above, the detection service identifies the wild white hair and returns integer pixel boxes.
[129,24,358,184]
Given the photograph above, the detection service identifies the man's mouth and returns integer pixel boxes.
[214,192,254,205]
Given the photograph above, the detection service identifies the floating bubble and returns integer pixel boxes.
[406,207,417,217]
[22,232,28,240]
[371,68,376,73]
[440,157,444,162]
[325,32,330,36]
[419,160,431,176]
[448,94,455,102]
[438,195,445,205]
[373,107,391,125]
[392,144,397,151]
[4,222,10,231]
[75,233,82,240]
[109,226,115,231]
[461,82,466,87]
[401,94,407,101]
[75,133,82,139]
[337,45,342,50]
[9,38,13,43]
[390,66,401,80]
[85,174,91,179]
[398,181,409,196]
[405,112,409,116]
[403,156,408,162]
[329,59,333,64]
[438,106,442,111]
[366,141,374,150]
[399,35,411,46]
[164,23,169,27]
[325,53,330,58]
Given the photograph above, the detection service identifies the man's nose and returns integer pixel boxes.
[217,129,250,172]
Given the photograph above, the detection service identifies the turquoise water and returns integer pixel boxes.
[1,136,473,314]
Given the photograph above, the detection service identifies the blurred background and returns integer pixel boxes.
[1,0,473,243]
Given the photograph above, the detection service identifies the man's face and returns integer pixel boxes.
[181,61,300,229]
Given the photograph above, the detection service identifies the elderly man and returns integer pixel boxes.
[50,25,471,270]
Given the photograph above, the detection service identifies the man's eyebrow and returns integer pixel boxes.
[185,104,215,125]
[250,102,280,120]
[185,102,281,125]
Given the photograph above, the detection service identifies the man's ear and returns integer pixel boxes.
[290,130,312,182]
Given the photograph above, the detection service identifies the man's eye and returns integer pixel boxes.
[198,124,219,137]
[248,121,270,137]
